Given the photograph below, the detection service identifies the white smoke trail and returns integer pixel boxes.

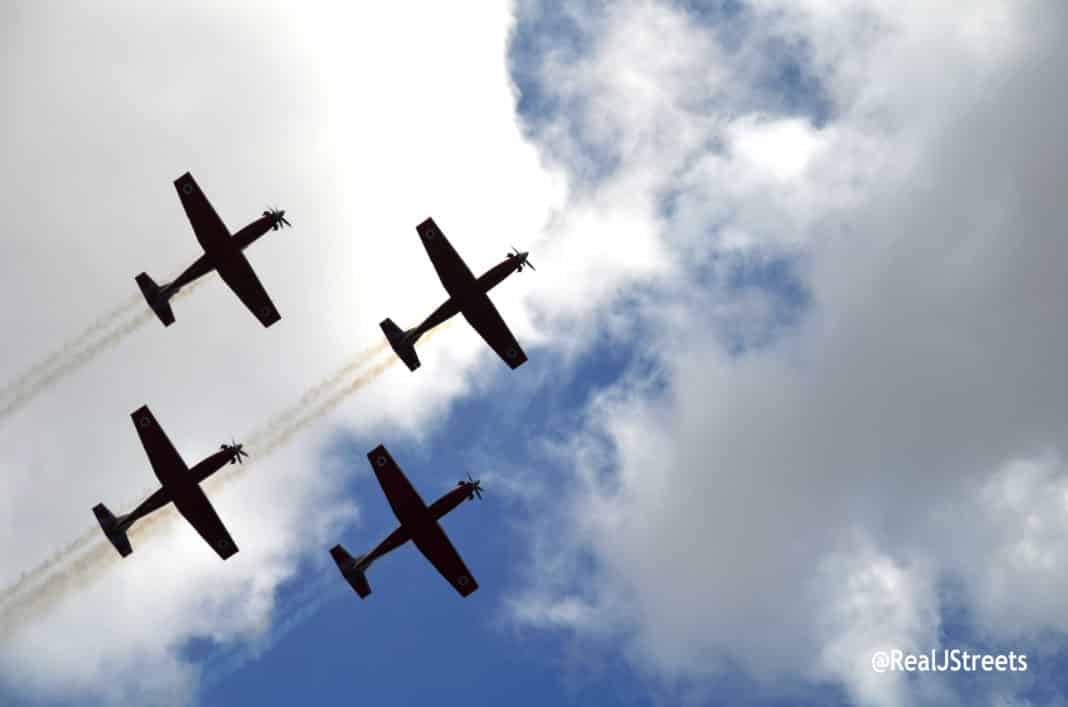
[0,526,99,609]
[241,354,397,462]
[0,310,156,422]
[0,274,210,424]
[0,294,142,402]
[199,574,346,690]
[242,339,390,449]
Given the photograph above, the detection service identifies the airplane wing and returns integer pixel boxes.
[174,172,230,253]
[170,482,239,560]
[131,405,188,487]
[368,445,430,528]
[130,406,237,559]
[214,251,281,327]
[367,445,478,597]
[408,517,479,597]
[461,293,528,369]
[415,218,478,297]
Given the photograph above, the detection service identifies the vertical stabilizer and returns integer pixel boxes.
[135,273,176,326]
[330,544,373,598]
[92,503,133,557]
[379,318,421,371]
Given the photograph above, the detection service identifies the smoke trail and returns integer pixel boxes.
[0,310,156,421]
[0,277,208,424]
[242,339,390,448]
[0,526,99,609]
[0,294,142,402]
[0,504,182,634]
[199,574,345,691]
[245,355,397,460]
[0,538,117,633]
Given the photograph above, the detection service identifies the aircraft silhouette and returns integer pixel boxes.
[136,172,290,327]
[331,444,483,598]
[381,217,533,371]
[93,405,247,560]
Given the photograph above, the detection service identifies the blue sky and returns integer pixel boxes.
[2,3,1068,707]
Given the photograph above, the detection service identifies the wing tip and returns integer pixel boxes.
[367,444,391,468]
[416,217,440,240]
[329,544,350,564]
[217,537,239,560]
[504,346,528,369]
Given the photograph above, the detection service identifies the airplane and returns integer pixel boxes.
[135,171,291,327]
[92,405,247,560]
[330,444,483,599]
[380,217,533,371]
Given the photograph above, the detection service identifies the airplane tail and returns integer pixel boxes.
[92,503,133,558]
[135,272,176,327]
[330,544,372,599]
[379,318,420,372]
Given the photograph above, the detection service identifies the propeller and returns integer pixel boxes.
[221,438,248,464]
[263,206,291,231]
[510,246,536,272]
[458,472,483,500]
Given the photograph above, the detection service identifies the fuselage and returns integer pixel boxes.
[165,213,277,294]
[122,446,236,528]
[411,255,524,340]
[362,483,475,566]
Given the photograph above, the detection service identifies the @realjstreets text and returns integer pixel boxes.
[871,649,1027,673]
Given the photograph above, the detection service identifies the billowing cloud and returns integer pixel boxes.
[508,1,1068,706]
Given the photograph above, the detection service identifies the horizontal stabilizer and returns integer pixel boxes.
[135,273,175,327]
[93,503,133,558]
[380,318,420,372]
[330,544,372,599]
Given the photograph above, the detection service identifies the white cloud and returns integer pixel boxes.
[507,1,1068,706]
[727,116,826,182]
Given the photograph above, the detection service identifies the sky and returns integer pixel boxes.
[1,1,1067,706]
